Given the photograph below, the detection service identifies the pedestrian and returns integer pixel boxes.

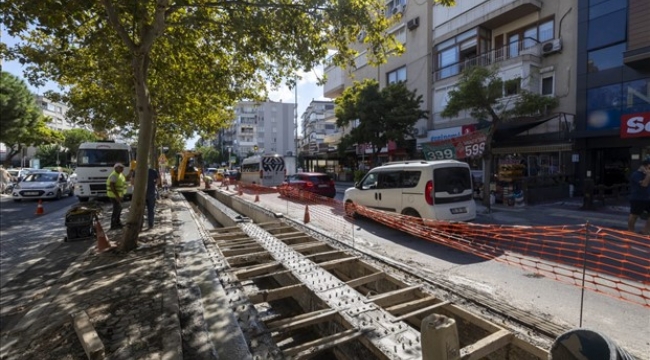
[107,163,127,230]
[145,167,161,230]
[131,167,161,230]
[627,158,650,235]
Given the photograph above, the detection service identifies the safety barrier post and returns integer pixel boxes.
[579,221,590,327]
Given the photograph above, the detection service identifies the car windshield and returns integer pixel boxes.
[24,172,59,182]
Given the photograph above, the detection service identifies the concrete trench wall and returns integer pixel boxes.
[188,189,548,360]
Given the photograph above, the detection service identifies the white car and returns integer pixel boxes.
[12,170,74,202]
[343,160,476,222]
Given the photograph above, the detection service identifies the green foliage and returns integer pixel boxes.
[335,79,427,163]
[196,145,220,167]
[62,128,99,157]
[0,71,65,165]
[35,144,67,167]
[0,0,454,250]
[440,65,559,207]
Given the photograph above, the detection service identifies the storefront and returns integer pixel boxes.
[491,144,573,205]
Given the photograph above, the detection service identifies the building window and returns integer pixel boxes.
[589,0,626,20]
[541,76,554,96]
[587,9,626,50]
[387,66,407,84]
[587,42,625,73]
[504,78,521,96]
[391,26,406,45]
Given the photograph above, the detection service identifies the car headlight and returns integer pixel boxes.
[46,184,56,189]
[14,184,21,190]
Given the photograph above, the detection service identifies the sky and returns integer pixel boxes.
[1,26,329,149]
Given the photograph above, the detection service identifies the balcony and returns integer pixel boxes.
[434,0,541,38]
[434,39,542,82]
[323,64,345,99]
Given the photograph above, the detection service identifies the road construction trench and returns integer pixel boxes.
[185,189,549,359]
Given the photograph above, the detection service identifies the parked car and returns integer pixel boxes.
[11,170,74,202]
[6,168,35,182]
[343,160,476,221]
[283,172,336,198]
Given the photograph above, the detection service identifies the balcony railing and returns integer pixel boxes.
[434,40,541,81]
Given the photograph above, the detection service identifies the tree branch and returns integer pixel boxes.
[101,0,137,52]
[141,0,171,52]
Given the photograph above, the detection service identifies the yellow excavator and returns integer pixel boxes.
[170,151,202,187]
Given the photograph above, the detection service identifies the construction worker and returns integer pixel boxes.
[107,163,127,230]
[132,166,162,230]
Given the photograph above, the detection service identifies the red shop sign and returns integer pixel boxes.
[621,112,650,138]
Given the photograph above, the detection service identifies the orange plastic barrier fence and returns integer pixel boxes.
[233,184,650,307]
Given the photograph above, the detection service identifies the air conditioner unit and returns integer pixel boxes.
[407,17,420,31]
[357,30,367,42]
[399,4,406,13]
[541,38,562,56]
[391,6,399,15]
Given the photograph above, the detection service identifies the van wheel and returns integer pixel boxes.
[402,209,421,218]
[344,201,358,219]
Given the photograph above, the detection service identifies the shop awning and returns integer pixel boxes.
[494,115,555,141]
[492,143,573,155]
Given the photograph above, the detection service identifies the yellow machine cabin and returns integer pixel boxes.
[170,151,202,187]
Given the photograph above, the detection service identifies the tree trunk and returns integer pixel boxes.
[120,53,154,252]
[481,124,498,210]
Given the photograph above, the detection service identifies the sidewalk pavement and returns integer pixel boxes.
[0,197,182,360]
[335,181,631,230]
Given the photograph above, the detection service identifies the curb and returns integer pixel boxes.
[161,199,183,360]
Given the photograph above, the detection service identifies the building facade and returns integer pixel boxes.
[220,101,297,160]
[573,0,650,188]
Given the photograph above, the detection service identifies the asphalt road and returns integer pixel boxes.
[0,194,78,231]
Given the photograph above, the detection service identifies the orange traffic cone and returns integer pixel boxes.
[303,205,310,224]
[254,193,260,202]
[35,199,44,215]
[94,218,112,252]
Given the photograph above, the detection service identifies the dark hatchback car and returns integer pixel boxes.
[283,172,336,198]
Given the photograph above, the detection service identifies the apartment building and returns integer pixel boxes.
[298,100,340,173]
[432,0,577,176]
[573,0,650,187]
[324,0,433,153]
[220,100,296,159]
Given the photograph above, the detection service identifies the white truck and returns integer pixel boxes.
[73,141,134,202]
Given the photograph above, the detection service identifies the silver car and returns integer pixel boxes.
[12,170,74,202]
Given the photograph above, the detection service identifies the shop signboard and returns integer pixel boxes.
[422,127,489,161]
[620,112,650,138]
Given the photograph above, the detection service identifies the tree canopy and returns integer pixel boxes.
[62,128,100,158]
[1,0,455,250]
[441,66,559,206]
[335,79,427,164]
[0,71,63,167]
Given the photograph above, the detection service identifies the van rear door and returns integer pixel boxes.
[433,166,473,205]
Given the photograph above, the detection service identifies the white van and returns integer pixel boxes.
[240,154,286,187]
[343,160,476,222]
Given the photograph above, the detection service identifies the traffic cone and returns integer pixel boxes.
[94,218,112,252]
[254,194,260,202]
[303,205,310,224]
[238,186,243,196]
[35,199,44,215]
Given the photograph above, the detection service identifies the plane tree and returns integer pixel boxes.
[441,66,559,207]
[0,71,63,167]
[1,0,455,250]
[335,79,427,166]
